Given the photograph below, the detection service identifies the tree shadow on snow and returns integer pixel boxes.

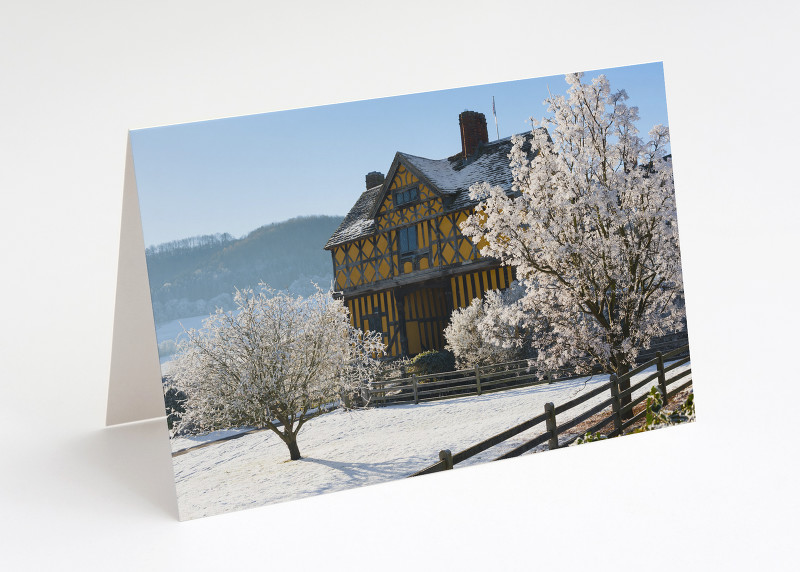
[296,456,422,490]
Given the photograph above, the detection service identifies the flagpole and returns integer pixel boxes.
[492,96,500,140]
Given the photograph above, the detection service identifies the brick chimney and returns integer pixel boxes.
[365,171,385,189]
[459,111,489,159]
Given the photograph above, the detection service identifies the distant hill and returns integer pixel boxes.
[146,215,342,324]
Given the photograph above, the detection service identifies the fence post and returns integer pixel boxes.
[656,351,668,404]
[609,374,622,436]
[475,365,482,396]
[544,402,559,449]
[439,449,454,470]
[412,375,419,405]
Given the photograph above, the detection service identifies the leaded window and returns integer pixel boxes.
[398,226,418,254]
[394,186,419,206]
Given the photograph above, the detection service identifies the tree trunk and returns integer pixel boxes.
[284,434,302,461]
[266,420,303,461]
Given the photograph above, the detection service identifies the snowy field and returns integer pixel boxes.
[155,315,208,366]
[172,361,691,520]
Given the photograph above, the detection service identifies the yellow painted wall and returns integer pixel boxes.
[375,165,443,232]
[347,289,402,356]
[346,284,460,357]
[449,266,516,310]
[402,288,448,355]
[334,161,521,356]
[333,159,494,290]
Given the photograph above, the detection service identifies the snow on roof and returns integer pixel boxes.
[325,132,537,249]
[324,185,382,249]
[402,135,521,193]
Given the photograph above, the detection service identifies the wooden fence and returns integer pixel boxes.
[369,359,563,406]
[369,332,688,407]
[408,345,692,478]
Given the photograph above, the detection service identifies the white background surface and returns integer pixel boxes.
[1,1,797,570]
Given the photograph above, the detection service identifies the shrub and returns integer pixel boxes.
[163,381,187,430]
[444,282,533,368]
[571,388,696,445]
[407,350,456,377]
[632,388,695,433]
[574,432,607,444]
[372,356,412,382]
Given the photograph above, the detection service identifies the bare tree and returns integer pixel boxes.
[172,284,385,460]
[461,73,685,416]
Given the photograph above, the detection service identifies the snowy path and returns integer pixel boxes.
[172,362,690,520]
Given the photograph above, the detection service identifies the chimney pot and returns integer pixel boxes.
[459,111,489,159]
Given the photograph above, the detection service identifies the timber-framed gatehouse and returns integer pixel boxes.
[325,111,535,357]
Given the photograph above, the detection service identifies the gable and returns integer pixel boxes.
[327,131,538,251]
[375,163,443,232]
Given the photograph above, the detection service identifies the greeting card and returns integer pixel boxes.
[108,62,694,520]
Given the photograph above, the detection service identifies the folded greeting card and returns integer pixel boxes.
[108,62,695,520]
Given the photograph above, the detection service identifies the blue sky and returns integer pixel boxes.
[131,61,670,247]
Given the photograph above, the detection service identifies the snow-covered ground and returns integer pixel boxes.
[172,362,691,520]
[155,314,208,366]
[172,428,255,452]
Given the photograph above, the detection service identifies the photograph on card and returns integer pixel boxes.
[132,61,694,521]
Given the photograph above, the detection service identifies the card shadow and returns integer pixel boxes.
[62,418,179,520]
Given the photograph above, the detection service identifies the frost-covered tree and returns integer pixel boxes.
[444,281,531,368]
[461,73,684,409]
[171,284,385,460]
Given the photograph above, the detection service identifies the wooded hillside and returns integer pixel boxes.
[146,215,342,324]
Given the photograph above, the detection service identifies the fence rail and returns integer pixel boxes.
[370,333,688,407]
[408,345,692,478]
[370,361,587,407]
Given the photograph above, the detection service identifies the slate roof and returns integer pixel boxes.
[325,131,538,250]
[324,184,382,249]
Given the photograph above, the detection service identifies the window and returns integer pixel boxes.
[398,226,418,254]
[394,186,419,206]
